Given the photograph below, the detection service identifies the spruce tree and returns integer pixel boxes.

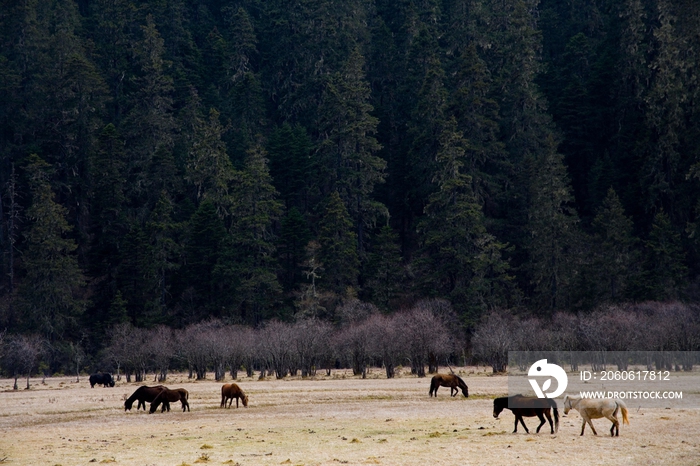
[19,155,85,341]
[525,136,580,311]
[590,188,638,302]
[215,144,282,324]
[315,47,387,253]
[317,191,359,297]
[417,118,513,318]
[364,224,403,311]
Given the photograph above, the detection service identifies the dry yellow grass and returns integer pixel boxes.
[0,368,698,466]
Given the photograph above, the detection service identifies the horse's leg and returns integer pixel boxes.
[587,418,597,435]
[519,416,529,434]
[513,415,519,433]
[536,412,546,433]
[580,419,586,436]
[544,410,554,434]
[608,414,619,436]
[451,387,457,397]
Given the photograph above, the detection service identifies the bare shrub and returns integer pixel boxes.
[366,313,405,378]
[338,319,373,378]
[1,334,44,389]
[471,311,516,373]
[292,318,333,377]
[225,325,253,380]
[145,326,174,382]
[335,299,378,326]
[259,320,294,379]
[395,304,454,377]
[178,320,225,380]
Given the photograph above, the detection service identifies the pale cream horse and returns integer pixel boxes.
[563,394,630,436]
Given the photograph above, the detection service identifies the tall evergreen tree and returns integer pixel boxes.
[121,14,175,211]
[317,191,359,297]
[417,118,513,318]
[590,188,638,303]
[525,136,580,311]
[216,144,282,324]
[315,47,387,253]
[184,103,235,216]
[638,210,688,301]
[363,224,403,311]
[19,155,85,341]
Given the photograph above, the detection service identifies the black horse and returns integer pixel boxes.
[124,385,166,411]
[493,395,559,434]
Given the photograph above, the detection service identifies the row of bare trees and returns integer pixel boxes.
[3,301,697,385]
[103,299,462,382]
[472,302,700,372]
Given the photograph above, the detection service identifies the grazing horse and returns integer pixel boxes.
[221,383,249,408]
[429,374,469,397]
[149,387,190,413]
[124,385,166,411]
[563,395,629,436]
[493,395,559,434]
[90,373,115,388]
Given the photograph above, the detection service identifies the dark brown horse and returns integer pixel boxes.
[124,385,166,411]
[429,374,469,397]
[493,395,559,434]
[220,383,248,408]
[149,388,190,413]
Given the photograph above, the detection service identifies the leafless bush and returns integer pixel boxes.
[338,319,373,378]
[259,320,294,379]
[1,334,44,389]
[395,304,454,377]
[292,318,333,377]
[551,312,583,370]
[366,313,405,378]
[145,326,174,382]
[224,325,253,380]
[471,311,516,373]
[178,320,225,380]
[335,299,378,326]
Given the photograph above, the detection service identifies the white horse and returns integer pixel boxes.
[563,394,630,436]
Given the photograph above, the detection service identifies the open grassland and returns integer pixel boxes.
[0,368,699,466]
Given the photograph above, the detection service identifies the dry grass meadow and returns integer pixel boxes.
[1,367,699,466]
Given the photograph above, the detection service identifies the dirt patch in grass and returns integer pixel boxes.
[0,368,698,465]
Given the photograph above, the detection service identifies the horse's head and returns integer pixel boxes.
[493,398,505,418]
[563,395,572,415]
[242,394,249,407]
[124,399,133,411]
[461,386,468,398]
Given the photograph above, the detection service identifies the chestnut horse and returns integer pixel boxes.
[563,395,629,436]
[493,395,559,434]
[124,385,166,411]
[149,388,190,413]
[429,374,469,397]
[220,383,248,408]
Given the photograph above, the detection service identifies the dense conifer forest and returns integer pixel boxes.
[1,0,699,372]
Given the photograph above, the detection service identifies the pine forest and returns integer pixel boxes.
[1,0,700,375]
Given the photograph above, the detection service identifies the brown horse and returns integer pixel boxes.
[124,385,166,411]
[429,374,469,397]
[149,388,190,413]
[220,383,248,408]
[493,395,559,434]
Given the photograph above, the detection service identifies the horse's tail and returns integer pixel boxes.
[617,400,630,425]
